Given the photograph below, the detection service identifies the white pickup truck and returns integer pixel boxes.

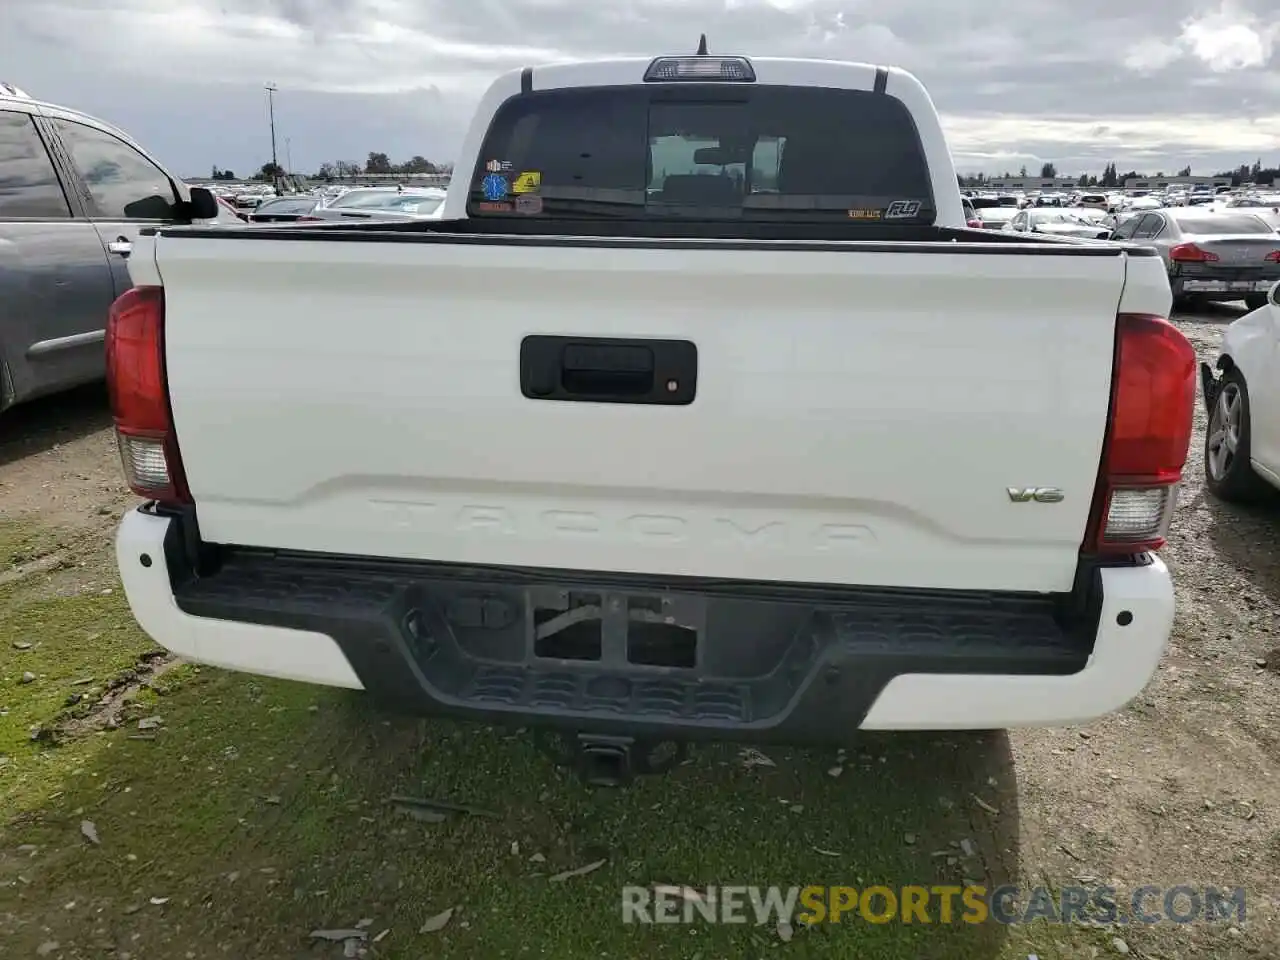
[109,52,1197,772]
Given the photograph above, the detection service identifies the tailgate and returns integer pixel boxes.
[156,236,1124,592]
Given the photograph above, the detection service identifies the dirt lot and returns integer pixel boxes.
[1,306,1278,959]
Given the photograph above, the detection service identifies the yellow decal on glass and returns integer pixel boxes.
[513,171,542,194]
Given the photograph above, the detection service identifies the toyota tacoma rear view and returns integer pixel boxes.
[107,51,1197,778]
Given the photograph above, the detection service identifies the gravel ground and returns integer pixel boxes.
[2,304,1278,958]
[1012,301,1280,957]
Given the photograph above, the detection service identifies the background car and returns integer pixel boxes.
[1109,208,1280,310]
[0,87,214,413]
[1225,195,1280,231]
[248,196,321,223]
[1202,284,1280,500]
[303,187,446,221]
[968,197,1016,230]
[1003,208,1112,239]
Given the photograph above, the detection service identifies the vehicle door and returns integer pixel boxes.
[1251,287,1280,474]
[43,113,185,298]
[0,106,115,408]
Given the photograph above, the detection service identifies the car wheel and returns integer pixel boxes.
[1244,294,1267,311]
[1205,369,1271,502]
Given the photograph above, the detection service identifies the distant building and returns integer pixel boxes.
[1124,176,1231,191]
[976,177,1082,193]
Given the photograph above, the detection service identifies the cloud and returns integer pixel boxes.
[1182,6,1275,71]
[1122,2,1279,74]
[1123,39,1184,73]
[1,0,1277,176]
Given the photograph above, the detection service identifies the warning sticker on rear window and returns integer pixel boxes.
[512,171,541,194]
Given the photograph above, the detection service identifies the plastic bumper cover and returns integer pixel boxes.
[117,508,1174,735]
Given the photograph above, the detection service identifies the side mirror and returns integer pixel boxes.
[1269,279,1280,307]
[176,186,220,221]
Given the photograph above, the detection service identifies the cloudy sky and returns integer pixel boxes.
[3,0,1279,178]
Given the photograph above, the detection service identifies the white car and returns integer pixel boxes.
[1202,286,1280,500]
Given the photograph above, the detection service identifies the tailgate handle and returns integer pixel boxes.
[520,336,697,405]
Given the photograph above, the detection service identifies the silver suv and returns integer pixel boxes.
[0,87,216,412]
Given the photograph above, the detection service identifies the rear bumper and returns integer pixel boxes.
[1173,273,1278,296]
[116,507,1175,736]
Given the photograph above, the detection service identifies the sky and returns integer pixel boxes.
[2,0,1279,179]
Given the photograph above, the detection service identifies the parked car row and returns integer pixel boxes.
[964,195,1280,312]
[213,187,447,223]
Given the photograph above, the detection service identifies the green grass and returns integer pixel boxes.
[0,519,1165,959]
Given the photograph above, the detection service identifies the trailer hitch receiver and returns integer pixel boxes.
[533,731,687,787]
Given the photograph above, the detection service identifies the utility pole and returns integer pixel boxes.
[265,82,279,190]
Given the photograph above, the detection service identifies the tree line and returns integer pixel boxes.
[960,159,1280,189]
[313,152,455,179]
[210,152,454,183]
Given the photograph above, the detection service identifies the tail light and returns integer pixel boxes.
[105,286,190,506]
[1265,250,1280,262]
[297,215,323,221]
[1083,313,1196,555]
[1169,243,1219,262]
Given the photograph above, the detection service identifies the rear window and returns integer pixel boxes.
[329,190,443,214]
[257,197,316,214]
[469,85,935,223]
[1174,214,1273,236]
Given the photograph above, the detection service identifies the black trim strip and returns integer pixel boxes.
[873,67,888,93]
[150,226,1157,256]
[182,538,1131,607]
[520,66,532,93]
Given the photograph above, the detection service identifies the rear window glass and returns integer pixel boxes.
[257,197,316,214]
[1174,214,1274,236]
[469,85,935,223]
[335,191,442,213]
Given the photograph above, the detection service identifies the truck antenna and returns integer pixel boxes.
[696,34,708,55]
